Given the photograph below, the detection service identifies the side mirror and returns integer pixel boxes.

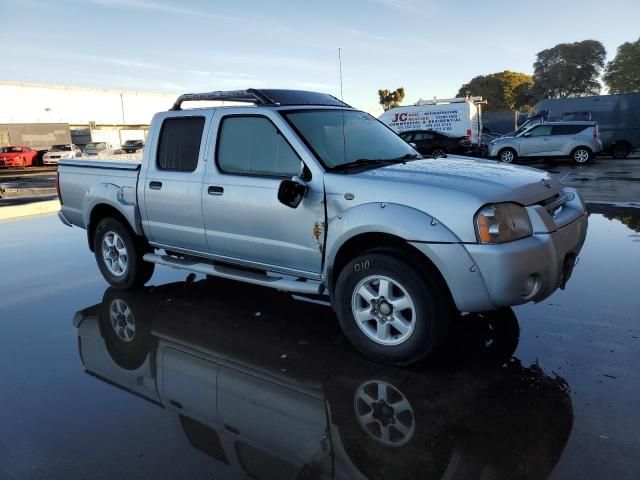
[409,142,417,149]
[278,176,307,208]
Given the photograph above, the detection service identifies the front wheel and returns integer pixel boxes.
[571,147,592,164]
[334,253,453,365]
[498,148,517,163]
[93,217,155,289]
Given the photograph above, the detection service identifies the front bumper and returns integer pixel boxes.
[411,206,588,312]
[0,159,21,167]
[464,213,587,309]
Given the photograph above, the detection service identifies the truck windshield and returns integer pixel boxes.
[283,109,417,170]
[86,142,106,150]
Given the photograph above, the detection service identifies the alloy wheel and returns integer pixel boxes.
[574,149,590,163]
[109,298,136,343]
[101,231,128,277]
[351,275,416,346]
[354,380,415,446]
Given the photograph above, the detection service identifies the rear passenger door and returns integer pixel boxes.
[141,113,211,252]
[550,124,586,155]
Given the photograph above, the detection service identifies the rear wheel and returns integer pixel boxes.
[334,252,453,365]
[571,147,592,164]
[93,217,155,289]
[498,148,517,163]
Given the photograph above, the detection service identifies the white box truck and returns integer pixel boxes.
[379,97,484,150]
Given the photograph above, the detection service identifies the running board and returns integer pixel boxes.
[143,253,323,295]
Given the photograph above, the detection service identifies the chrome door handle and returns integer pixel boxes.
[149,181,162,190]
[208,186,224,195]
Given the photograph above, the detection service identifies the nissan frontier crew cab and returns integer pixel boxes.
[57,89,588,365]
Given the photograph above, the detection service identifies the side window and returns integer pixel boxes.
[527,125,553,137]
[217,116,302,177]
[399,132,413,141]
[413,132,433,141]
[157,116,205,172]
[552,125,587,135]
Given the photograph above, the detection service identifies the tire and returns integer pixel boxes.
[93,217,155,289]
[498,148,517,163]
[571,146,592,164]
[432,147,447,158]
[334,252,453,365]
[98,288,156,370]
[612,143,630,159]
[324,374,454,480]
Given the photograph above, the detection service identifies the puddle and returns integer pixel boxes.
[587,203,640,233]
[597,176,640,182]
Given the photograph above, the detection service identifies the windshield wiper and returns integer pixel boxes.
[331,153,421,171]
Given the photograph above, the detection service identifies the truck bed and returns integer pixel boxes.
[58,158,142,232]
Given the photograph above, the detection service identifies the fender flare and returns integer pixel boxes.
[324,202,461,281]
[82,183,143,236]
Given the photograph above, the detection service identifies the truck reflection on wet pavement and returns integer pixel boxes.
[0,205,638,480]
[74,282,572,480]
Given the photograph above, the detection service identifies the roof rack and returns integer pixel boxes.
[171,89,275,110]
[170,88,350,110]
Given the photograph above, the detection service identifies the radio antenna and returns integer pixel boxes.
[338,47,344,101]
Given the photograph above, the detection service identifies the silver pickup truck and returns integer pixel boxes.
[58,88,588,365]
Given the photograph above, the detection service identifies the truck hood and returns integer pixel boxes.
[355,156,560,205]
[324,155,561,242]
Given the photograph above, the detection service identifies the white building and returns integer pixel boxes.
[0,81,178,147]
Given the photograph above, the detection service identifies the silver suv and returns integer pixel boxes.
[489,122,602,163]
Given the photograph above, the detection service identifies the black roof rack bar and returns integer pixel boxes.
[170,88,276,110]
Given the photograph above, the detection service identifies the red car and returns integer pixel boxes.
[0,146,38,168]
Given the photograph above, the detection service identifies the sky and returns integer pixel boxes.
[1,0,639,111]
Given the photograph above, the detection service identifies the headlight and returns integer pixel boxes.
[475,202,532,244]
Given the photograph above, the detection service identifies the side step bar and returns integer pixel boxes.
[143,253,323,295]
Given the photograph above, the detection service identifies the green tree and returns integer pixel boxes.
[456,71,534,110]
[532,40,606,98]
[378,87,405,111]
[603,37,640,93]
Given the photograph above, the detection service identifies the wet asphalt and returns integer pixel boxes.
[0,194,639,479]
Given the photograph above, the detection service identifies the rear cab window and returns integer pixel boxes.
[157,117,206,172]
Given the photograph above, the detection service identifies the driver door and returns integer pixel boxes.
[202,111,325,277]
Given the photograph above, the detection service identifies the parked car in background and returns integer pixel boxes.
[43,144,82,165]
[489,122,602,164]
[83,142,114,157]
[399,130,472,156]
[0,145,37,168]
[57,88,588,366]
[529,93,640,158]
[121,139,144,153]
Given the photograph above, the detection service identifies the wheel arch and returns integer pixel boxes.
[87,203,137,252]
[327,231,453,307]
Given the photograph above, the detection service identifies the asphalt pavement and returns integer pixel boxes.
[0,172,639,479]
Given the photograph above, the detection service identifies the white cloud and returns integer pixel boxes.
[88,0,238,21]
